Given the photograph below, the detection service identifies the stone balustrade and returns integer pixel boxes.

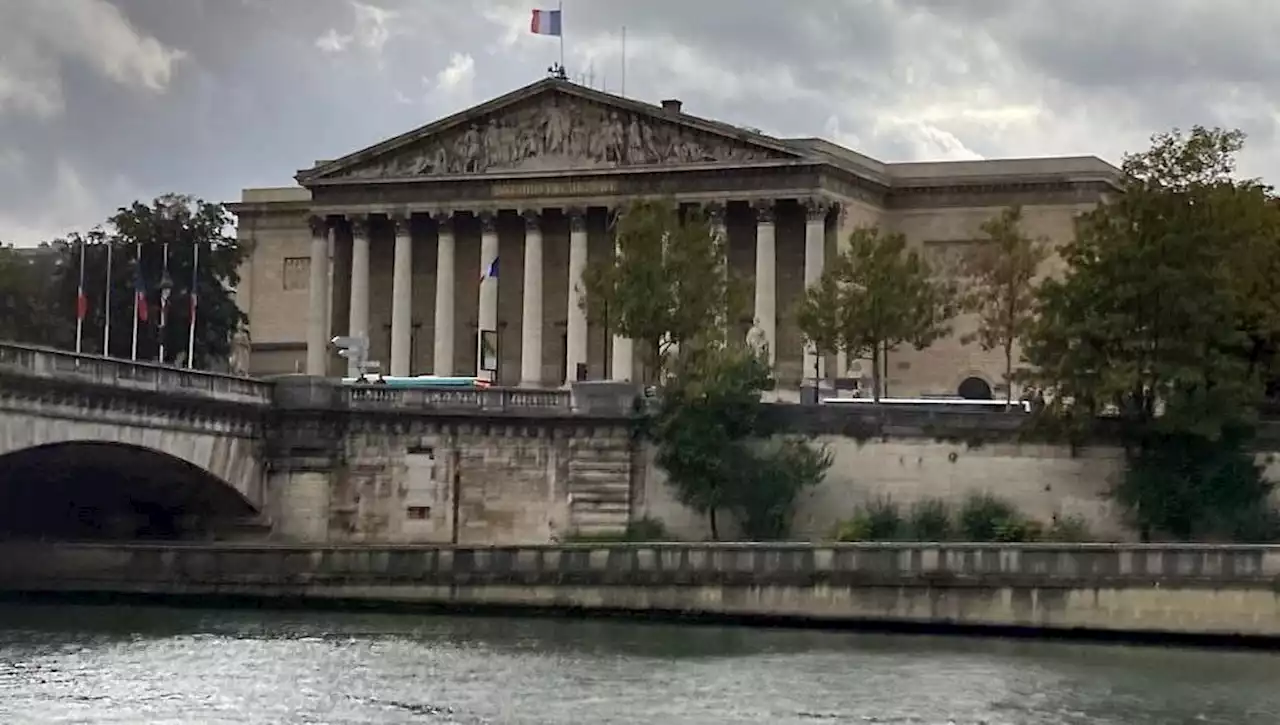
[0,342,273,405]
[344,385,572,413]
[3,541,1279,640]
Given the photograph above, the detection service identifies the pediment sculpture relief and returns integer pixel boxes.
[333,94,788,179]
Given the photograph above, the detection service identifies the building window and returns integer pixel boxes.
[406,506,431,520]
[282,257,310,290]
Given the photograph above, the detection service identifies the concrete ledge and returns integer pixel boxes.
[3,542,1279,640]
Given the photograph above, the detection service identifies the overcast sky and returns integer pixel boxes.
[0,0,1277,245]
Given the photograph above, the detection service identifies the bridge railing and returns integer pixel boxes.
[344,385,572,413]
[0,342,273,404]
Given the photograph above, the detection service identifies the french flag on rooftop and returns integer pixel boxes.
[530,8,562,37]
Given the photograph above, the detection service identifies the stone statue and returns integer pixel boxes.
[230,328,252,375]
[332,92,784,179]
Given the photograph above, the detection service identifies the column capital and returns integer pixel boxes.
[751,199,776,224]
[802,197,834,222]
[349,215,370,239]
[476,209,498,234]
[431,210,454,233]
[307,215,328,236]
[520,208,542,231]
[565,206,588,233]
[389,213,412,237]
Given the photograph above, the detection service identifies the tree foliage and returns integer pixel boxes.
[38,194,249,369]
[1024,125,1280,541]
[958,206,1049,405]
[654,343,830,540]
[797,226,957,401]
[0,243,64,347]
[580,199,747,382]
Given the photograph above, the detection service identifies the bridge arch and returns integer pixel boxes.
[0,442,261,540]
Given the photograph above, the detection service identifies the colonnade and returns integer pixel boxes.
[304,198,838,387]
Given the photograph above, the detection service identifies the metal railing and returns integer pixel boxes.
[0,341,273,405]
[344,384,572,412]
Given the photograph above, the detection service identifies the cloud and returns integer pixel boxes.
[0,0,185,118]
[314,0,396,55]
[0,153,142,247]
[3,0,1280,247]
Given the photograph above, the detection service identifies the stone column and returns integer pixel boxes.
[389,213,413,377]
[305,216,330,376]
[706,201,729,338]
[751,201,777,367]
[476,211,499,381]
[834,204,850,380]
[348,216,371,346]
[803,198,828,384]
[433,212,455,376]
[610,214,634,382]
[520,209,544,387]
[564,207,589,385]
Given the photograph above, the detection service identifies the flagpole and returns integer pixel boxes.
[186,241,199,369]
[158,241,170,364]
[102,242,112,357]
[131,242,141,361]
[74,238,86,354]
[621,26,626,97]
[558,0,564,69]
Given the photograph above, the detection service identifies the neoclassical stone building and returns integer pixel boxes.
[229,77,1121,398]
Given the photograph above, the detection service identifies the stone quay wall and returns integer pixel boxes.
[2,541,1278,641]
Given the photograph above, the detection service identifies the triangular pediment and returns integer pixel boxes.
[300,79,807,183]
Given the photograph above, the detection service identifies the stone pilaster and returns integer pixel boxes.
[520,209,544,387]
[751,200,777,367]
[564,207,589,385]
[305,216,330,376]
[389,213,413,377]
[476,211,500,381]
[803,198,830,384]
[433,212,456,376]
[348,215,371,349]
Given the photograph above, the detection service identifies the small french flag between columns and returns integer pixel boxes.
[530,8,562,36]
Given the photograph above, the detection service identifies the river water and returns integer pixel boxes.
[0,603,1276,724]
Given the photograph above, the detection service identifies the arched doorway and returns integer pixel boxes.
[957,376,994,401]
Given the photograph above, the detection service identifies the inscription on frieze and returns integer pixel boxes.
[491,179,620,199]
[334,92,791,180]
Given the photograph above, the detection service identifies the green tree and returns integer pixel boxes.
[1024,125,1280,541]
[958,206,1049,406]
[47,194,250,369]
[797,227,957,401]
[580,199,747,382]
[0,243,63,346]
[654,342,829,540]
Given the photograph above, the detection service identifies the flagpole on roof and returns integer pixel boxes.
[558,0,564,70]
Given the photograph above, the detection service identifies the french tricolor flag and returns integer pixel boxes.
[530,8,562,37]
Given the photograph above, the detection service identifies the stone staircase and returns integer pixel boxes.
[566,443,633,537]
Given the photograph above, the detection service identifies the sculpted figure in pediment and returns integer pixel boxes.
[330,93,786,179]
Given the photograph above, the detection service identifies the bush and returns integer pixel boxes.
[958,492,1022,542]
[563,516,672,543]
[1045,514,1093,542]
[906,498,953,541]
[833,497,903,542]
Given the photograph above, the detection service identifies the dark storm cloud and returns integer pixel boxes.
[0,0,1277,246]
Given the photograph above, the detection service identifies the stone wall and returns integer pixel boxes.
[638,436,1128,542]
[5,541,1279,640]
[265,378,635,544]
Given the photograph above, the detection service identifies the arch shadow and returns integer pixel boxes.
[0,442,258,541]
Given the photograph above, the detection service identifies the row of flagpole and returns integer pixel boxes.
[73,238,200,369]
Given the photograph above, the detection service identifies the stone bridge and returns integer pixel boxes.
[0,341,636,543]
[0,343,274,538]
